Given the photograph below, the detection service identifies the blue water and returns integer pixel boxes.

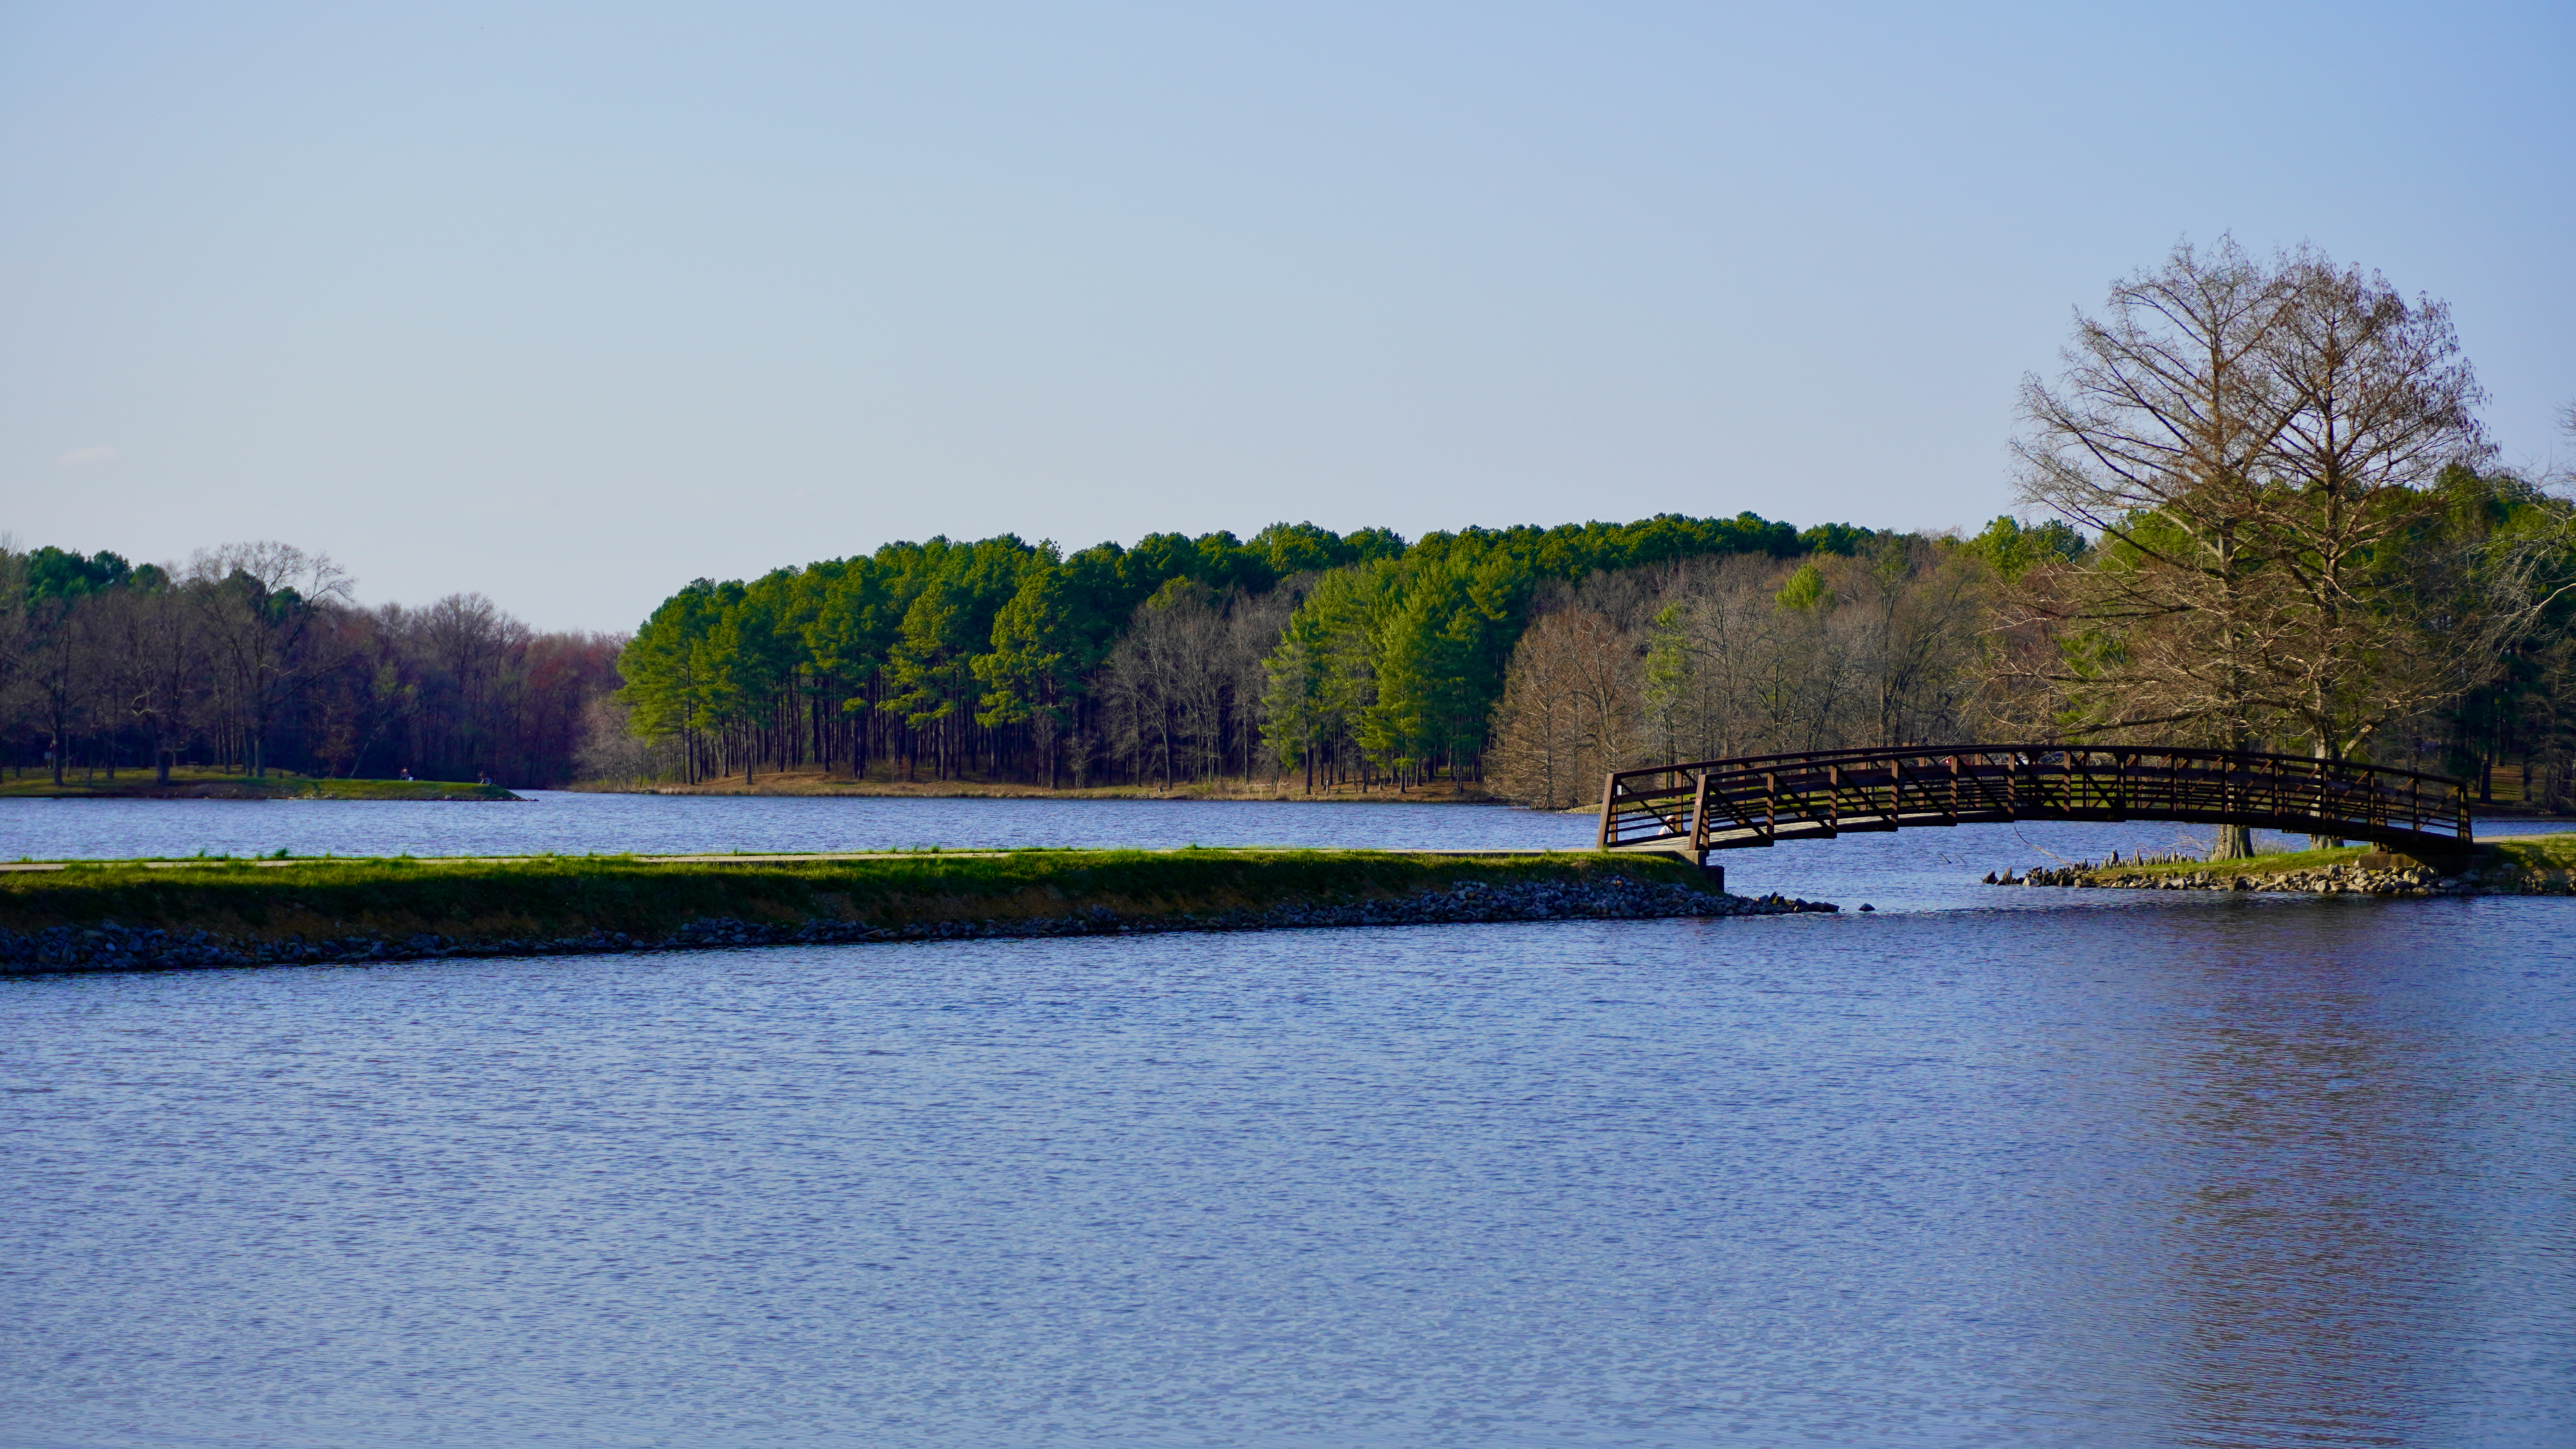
[3,789,2558,910]
[2,798,2570,1447]
[0,791,1603,861]
[6,788,2565,864]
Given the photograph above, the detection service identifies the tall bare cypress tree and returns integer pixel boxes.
[2010,238,2303,858]
[2249,252,2491,766]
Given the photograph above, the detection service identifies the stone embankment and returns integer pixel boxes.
[0,875,1838,974]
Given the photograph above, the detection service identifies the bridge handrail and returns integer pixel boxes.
[1604,743,2470,796]
[1597,743,2473,855]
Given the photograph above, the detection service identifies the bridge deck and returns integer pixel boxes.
[1600,746,2473,859]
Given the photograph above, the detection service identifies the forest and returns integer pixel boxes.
[0,540,620,788]
[7,246,2571,813]
[598,512,1907,793]
[0,514,1852,791]
[590,245,2576,820]
[4,484,2569,809]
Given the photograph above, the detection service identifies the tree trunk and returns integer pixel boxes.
[2209,823,2257,860]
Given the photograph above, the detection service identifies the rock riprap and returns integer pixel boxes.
[1984,858,2571,897]
[0,874,1839,974]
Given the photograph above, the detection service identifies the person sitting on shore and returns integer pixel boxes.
[399,767,413,781]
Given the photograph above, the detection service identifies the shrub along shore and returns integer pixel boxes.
[0,849,1835,974]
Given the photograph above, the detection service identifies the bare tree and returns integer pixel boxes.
[21,593,94,784]
[416,592,529,777]
[0,540,27,769]
[99,574,197,785]
[1099,582,1220,790]
[190,543,353,776]
[1823,538,1989,746]
[575,694,683,784]
[1486,609,1632,809]
[2011,241,2526,854]
[1767,573,1870,752]
[1223,584,1297,785]
[1638,556,1792,761]
[2011,238,2307,857]
[2245,254,2495,847]
[1607,546,1993,778]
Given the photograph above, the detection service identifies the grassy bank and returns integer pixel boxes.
[0,849,1810,972]
[0,768,519,802]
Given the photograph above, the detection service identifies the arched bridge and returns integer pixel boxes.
[1599,746,2473,870]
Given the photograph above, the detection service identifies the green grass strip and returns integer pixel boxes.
[0,849,1719,944]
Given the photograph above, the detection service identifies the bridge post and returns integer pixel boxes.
[1695,849,1723,895]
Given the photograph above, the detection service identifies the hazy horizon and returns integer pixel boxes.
[6,1,2570,633]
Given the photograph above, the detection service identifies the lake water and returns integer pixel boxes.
[3,797,2570,1447]
[5,789,2563,907]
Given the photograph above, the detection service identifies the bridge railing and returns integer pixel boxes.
[1599,745,2473,856]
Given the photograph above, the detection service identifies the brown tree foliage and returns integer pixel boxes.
[2005,240,2508,849]
[1485,609,1632,810]
[1483,543,1999,808]
[0,540,621,787]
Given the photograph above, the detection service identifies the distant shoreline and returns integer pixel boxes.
[0,773,520,803]
[572,770,1507,805]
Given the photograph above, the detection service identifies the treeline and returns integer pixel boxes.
[605,513,1887,791]
[615,431,2576,820]
[0,541,620,786]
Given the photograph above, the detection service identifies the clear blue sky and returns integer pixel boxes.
[4,1,2569,632]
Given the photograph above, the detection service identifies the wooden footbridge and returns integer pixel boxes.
[1599,745,2473,880]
